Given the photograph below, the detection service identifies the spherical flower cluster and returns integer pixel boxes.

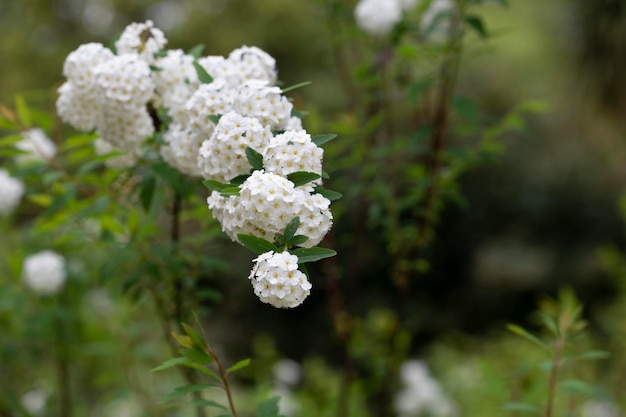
[186,79,237,137]
[249,251,312,308]
[0,169,25,215]
[198,112,272,182]
[233,81,293,130]
[114,20,167,64]
[394,360,456,417]
[22,251,66,296]
[355,0,402,37]
[297,192,333,248]
[263,130,323,187]
[15,128,56,164]
[160,123,204,177]
[198,45,277,88]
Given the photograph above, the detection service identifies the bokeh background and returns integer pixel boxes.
[2,0,626,416]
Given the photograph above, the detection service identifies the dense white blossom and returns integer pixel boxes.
[94,138,138,169]
[95,103,154,152]
[0,169,25,215]
[226,45,278,85]
[355,0,402,36]
[198,112,272,182]
[95,54,154,105]
[15,129,56,163]
[233,80,293,130]
[115,20,167,63]
[63,42,114,90]
[249,251,312,308]
[296,192,332,247]
[186,79,237,137]
[394,360,456,417]
[160,123,204,176]
[263,130,323,188]
[152,49,198,124]
[56,82,101,131]
[22,251,66,296]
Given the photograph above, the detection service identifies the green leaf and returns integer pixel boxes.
[237,234,280,255]
[220,187,241,197]
[502,402,541,414]
[140,175,156,212]
[15,95,32,127]
[152,357,190,372]
[283,217,300,243]
[464,15,488,38]
[181,347,213,365]
[568,350,610,361]
[256,397,283,417]
[189,399,227,410]
[160,384,220,403]
[559,379,593,395]
[291,247,336,263]
[226,358,251,373]
[187,44,205,59]
[288,235,309,247]
[311,134,337,146]
[229,174,249,186]
[181,323,206,349]
[246,147,264,171]
[208,114,222,124]
[281,81,312,93]
[203,179,228,192]
[193,61,213,84]
[506,324,549,350]
[313,185,343,201]
[286,171,320,187]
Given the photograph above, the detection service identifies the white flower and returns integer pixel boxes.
[15,128,56,163]
[582,400,621,417]
[421,0,455,42]
[115,20,167,63]
[0,169,25,215]
[233,80,293,130]
[56,82,101,131]
[22,251,66,296]
[198,111,273,182]
[273,359,302,388]
[63,42,114,90]
[226,45,278,85]
[20,389,48,416]
[355,0,402,37]
[95,102,154,153]
[95,54,154,105]
[160,123,204,176]
[399,0,419,11]
[395,360,456,417]
[186,79,237,138]
[152,49,199,124]
[263,130,323,189]
[249,251,312,308]
[94,138,138,169]
[296,192,333,248]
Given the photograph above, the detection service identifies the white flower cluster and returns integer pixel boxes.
[16,129,57,164]
[22,250,66,296]
[207,170,331,248]
[354,0,453,38]
[394,360,456,417]
[0,169,25,215]
[58,21,336,309]
[249,251,312,308]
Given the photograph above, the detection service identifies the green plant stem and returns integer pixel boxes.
[546,334,565,417]
[53,299,72,417]
[208,347,238,417]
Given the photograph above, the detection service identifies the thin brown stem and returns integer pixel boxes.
[208,348,238,417]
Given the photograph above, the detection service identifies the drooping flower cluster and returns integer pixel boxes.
[58,21,337,308]
[249,251,312,308]
[0,169,25,215]
[22,251,66,296]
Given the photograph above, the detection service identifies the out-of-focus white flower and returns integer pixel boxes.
[226,45,278,86]
[421,0,455,42]
[160,123,204,177]
[152,49,199,125]
[0,169,25,215]
[115,20,167,63]
[582,400,621,417]
[395,360,456,417]
[399,0,419,11]
[63,42,114,90]
[20,388,48,416]
[355,0,402,37]
[249,251,312,308]
[273,359,302,388]
[22,251,66,296]
[15,128,56,163]
[94,138,138,169]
